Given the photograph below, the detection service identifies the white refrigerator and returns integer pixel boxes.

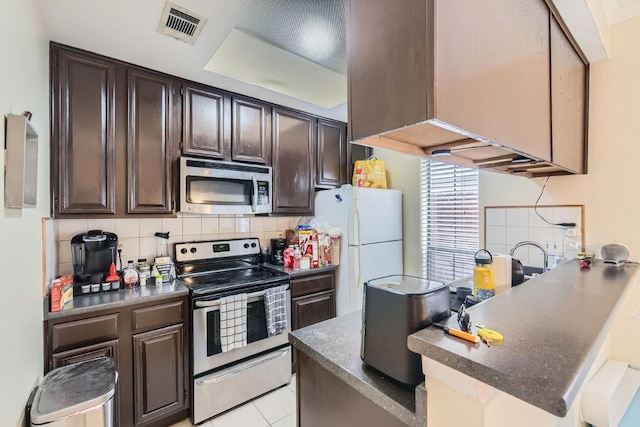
[314,185,403,316]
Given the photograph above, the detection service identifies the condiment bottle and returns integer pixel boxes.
[123,260,139,288]
[137,258,150,286]
[293,245,302,270]
[473,249,496,301]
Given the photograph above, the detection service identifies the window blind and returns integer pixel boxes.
[420,160,479,283]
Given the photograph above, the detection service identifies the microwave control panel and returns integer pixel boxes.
[257,181,269,205]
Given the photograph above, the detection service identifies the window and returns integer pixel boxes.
[420,160,479,283]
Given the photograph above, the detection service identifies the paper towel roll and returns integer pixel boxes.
[492,254,512,295]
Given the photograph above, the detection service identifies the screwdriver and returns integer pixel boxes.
[432,323,479,344]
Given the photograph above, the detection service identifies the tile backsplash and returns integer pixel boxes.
[55,214,301,276]
[484,205,584,270]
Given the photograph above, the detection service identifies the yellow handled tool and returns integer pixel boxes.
[475,324,504,342]
[433,323,479,344]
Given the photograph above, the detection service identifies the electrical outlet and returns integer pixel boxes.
[541,237,563,257]
[565,228,577,237]
[117,241,125,257]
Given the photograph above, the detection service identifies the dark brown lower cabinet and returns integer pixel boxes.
[292,290,336,330]
[52,339,119,369]
[133,324,185,426]
[290,270,336,372]
[297,350,406,427]
[291,271,336,331]
[44,296,189,427]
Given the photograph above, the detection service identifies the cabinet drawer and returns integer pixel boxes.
[132,300,185,333]
[51,313,119,353]
[291,272,335,298]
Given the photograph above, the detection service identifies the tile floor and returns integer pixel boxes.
[170,375,296,427]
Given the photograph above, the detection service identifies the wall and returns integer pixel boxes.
[0,0,50,425]
[55,215,301,275]
[480,15,640,261]
[372,148,422,276]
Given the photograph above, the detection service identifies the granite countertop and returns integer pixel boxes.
[408,259,640,417]
[265,263,338,278]
[44,280,189,320]
[289,311,426,427]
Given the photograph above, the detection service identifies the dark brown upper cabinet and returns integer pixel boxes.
[316,119,347,188]
[272,108,316,215]
[126,69,174,214]
[232,96,272,165]
[550,16,587,174]
[52,47,117,215]
[348,0,588,177]
[51,43,177,218]
[182,84,230,160]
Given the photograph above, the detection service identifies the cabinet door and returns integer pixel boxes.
[292,290,336,330]
[53,47,116,215]
[182,84,230,159]
[126,68,174,214]
[434,0,551,161]
[316,120,346,188]
[272,108,316,215]
[51,339,119,369]
[232,96,272,164]
[133,324,185,426]
[550,17,587,174]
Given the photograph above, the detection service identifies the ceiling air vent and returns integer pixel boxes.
[157,2,208,45]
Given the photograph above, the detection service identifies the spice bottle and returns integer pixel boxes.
[137,258,150,286]
[123,260,139,288]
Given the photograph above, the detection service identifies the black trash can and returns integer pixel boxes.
[30,357,117,427]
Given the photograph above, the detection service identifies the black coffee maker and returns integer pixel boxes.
[71,230,118,284]
[270,238,286,265]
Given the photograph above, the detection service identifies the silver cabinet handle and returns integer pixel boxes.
[194,287,290,307]
[195,347,290,385]
[251,175,258,213]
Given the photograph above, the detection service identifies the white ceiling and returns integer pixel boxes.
[600,0,640,22]
[38,0,348,121]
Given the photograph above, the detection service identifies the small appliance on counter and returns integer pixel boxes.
[361,275,450,387]
[601,243,630,267]
[270,238,286,265]
[71,230,118,287]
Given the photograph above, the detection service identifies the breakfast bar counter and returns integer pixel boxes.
[408,259,640,423]
[289,311,426,427]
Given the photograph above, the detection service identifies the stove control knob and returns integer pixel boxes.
[180,248,188,255]
[243,243,250,249]
[190,247,197,253]
[251,243,257,248]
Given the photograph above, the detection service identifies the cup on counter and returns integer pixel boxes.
[81,284,91,294]
[299,256,311,270]
[90,283,100,293]
[101,282,111,292]
[110,280,121,290]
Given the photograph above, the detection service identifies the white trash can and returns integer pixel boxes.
[30,357,117,427]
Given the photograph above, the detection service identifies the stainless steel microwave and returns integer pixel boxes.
[179,157,272,215]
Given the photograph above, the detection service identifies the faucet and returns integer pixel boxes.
[509,241,549,272]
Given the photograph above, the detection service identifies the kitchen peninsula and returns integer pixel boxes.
[289,260,640,427]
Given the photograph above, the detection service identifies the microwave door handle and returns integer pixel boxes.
[251,175,258,213]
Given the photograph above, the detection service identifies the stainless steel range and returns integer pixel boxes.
[175,238,292,425]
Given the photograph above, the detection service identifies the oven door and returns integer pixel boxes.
[192,286,291,375]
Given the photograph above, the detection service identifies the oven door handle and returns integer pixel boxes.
[251,175,258,213]
[194,287,289,308]
[195,347,290,385]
